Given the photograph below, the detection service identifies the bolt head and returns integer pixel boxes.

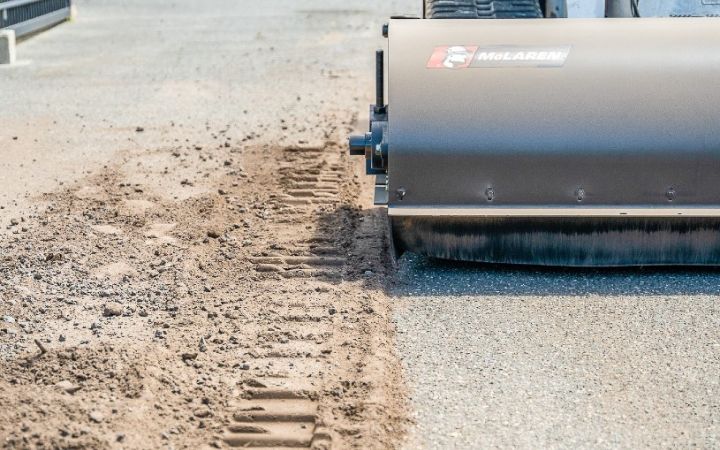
[576,188,585,202]
[485,187,495,202]
[666,188,676,201]
[396,187,406,201]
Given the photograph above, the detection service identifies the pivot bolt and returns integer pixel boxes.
[666,187,676,201]
[576,187,585,202]
[485,187,495,202]
[348,133,370,156]
[396,187,407,201]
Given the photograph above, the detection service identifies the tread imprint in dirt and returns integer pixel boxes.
[250,144,347,280]
[217,141,358,449]
[223,388,331,449]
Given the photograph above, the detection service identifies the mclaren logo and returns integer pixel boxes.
[428,45,571,69]
[476,50,567,62]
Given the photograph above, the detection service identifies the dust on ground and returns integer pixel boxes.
[0,113,409,449]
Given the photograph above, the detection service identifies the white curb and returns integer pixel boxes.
[0,29,16,65]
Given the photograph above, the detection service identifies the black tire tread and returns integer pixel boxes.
[425,0,543,18]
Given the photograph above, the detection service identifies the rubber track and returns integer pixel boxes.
[425,0,542,18]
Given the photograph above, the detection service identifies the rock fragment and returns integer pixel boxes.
[89,410,104,423]
[103,303,123,317]
[55,380,81,394]
[193,407,211,418]
[181,352,198,361]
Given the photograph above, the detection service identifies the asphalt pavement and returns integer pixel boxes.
[394,254,720,449]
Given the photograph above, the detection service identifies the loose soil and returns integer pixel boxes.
[0,116,409,449]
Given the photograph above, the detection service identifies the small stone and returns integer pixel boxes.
[135,126,144,132]
[223,311,239,320]
[3,316,15,324]
[9,218,18,226]
[103,303,123,317]
[207,229,221,239]
[89,411,104,423]
[363,270,374,277]
[328,307,337,315]
[181,352,198,361]
[116,433,126,442]
[45,253,56,261]
[193,407,211,418]
[59,334,66,342]
[56,380,81,394]
[199,337,207,352]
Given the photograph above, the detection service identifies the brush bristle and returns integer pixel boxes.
[392,216,720,267]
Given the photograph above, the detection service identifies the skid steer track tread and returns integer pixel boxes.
[425,0,543,18]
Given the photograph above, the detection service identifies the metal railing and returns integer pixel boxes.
[0,0,71,38]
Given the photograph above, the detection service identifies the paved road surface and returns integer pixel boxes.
[394,255,720,448]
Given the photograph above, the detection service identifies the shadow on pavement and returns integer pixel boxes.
[394,253,720,296]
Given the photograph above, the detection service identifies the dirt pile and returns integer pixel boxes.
[0,122,408,449]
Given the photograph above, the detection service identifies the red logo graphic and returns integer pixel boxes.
[426,46,478,69]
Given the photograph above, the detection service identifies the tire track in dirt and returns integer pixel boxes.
[218,138,407,448]
[0,122,408,449]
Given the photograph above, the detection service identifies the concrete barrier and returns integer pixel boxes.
[0,30,16,65]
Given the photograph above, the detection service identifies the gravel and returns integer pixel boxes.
[394,254,720,449]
